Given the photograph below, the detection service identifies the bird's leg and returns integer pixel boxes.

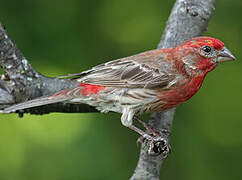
[134,116,170,136]
[134,116,153,132]
[128,123,170,156]
[121,109,170,156]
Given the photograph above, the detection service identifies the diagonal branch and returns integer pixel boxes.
[130,0,216,179]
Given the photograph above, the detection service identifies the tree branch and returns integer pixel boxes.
[130,0,216,179]
[0,22,97,114]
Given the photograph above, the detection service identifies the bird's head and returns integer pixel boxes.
[176,37,235,74]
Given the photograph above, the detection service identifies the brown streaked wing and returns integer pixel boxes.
[61,51,175,89]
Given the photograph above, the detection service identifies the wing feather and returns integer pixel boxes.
[60,51,175,89]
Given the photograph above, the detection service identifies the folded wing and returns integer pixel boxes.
[64,52,175,89]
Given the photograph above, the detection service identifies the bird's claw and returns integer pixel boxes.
[138,133,171,157]
[132,118,171,156]
[148,136,170,157]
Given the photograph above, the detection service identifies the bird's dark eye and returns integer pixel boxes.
[203,45,211,53]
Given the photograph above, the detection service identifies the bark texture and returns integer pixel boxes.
[130,0,216,179]
[0,22,97,114]
[0,0,216,179]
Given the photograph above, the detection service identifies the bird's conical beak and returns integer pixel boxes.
[216,47,236,63]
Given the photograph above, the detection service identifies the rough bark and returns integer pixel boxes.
[0,0,216,179]
[130,0,216,179]
[0,22,97,114]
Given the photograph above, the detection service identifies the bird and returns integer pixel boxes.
[1,37,235,155]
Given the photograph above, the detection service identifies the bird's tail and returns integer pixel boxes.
[0,95,70,113]
[0,85,102,113]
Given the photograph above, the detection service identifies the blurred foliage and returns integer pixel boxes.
[0,0,241,179]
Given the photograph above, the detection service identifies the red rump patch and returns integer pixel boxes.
[78,83,106,96]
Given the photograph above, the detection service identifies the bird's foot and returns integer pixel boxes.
[138,133,171,157]
[128,119,170,157]
[134,116,170,156]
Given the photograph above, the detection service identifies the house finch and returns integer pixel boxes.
[1,37,235,155]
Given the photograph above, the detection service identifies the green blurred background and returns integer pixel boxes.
[0,0,241,179]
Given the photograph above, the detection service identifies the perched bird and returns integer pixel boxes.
[1,37,235,154]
